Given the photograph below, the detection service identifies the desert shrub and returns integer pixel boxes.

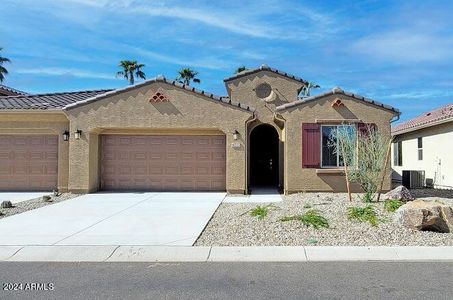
[384,199,405,212]
[347,205,379,226]
[281,209,329,229]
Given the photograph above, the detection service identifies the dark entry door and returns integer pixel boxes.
[250,124,279,187]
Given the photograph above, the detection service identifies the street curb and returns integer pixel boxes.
[1,246,453,262]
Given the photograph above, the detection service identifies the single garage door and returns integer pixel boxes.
[0,135,58,191]
[100,135,226,191]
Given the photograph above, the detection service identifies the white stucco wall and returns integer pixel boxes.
[392,121,453,189]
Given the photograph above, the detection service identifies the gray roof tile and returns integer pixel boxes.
[0,89,112,110]
[0,85,28,96]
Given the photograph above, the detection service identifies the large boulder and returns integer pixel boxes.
[393,200,453,233]
[383,186,415,201]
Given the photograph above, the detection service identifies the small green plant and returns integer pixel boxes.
[384,199,405,212]
[307,237,318,245]
[362,192,373,203]
[347,205,379,226]
[280,209,329,229]
[303,204,312,209]
[250,205,269,219]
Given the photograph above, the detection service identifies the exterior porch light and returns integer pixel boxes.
[233,130,240,140]
[62,130,70,141]
[74,129,82,140]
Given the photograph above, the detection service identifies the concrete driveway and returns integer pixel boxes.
[0,192,225,246]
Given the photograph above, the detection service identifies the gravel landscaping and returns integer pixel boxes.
[0,193,80,219]
[195,191,453,247]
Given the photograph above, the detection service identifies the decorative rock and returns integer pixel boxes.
[42,195,52,202]
[383,186,415,201]
[1,201,13,209]
[393,200,453,233]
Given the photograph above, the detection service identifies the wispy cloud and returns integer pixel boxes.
[129,46,235,70]
[16,67,117,80]
[382,90,453,99]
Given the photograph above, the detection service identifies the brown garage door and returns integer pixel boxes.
[0,135,58,191]
[100,135,226,191]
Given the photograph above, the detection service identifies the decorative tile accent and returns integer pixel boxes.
[331,98,344,107]
[149,88,170,103]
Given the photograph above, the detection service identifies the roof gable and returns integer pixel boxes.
[223,64,307,85]
[276,87,400,114]
[63,76,255,113]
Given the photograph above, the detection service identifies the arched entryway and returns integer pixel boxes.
[249,124,279,190]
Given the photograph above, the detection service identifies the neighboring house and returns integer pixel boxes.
[0,65,399,194]
[0,85,28,96]
[392,103,453,189]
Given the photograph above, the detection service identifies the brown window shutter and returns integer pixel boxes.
[357,122,377,136]
[302,123,321,168]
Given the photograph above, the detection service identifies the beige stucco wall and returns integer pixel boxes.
[392,121,453,189]
[225,71,304,109]
[65,82,253,193]
[0,112,70,191]
[280,94,396,193]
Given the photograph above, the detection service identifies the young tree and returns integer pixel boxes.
[116,60,146,85]
[0,47,11,83]
[301,82,320,97]
[176,68,200,85]
[330,124,392,202]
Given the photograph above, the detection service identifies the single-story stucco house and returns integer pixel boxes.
[0,65,399,194]
[392,103,453,189]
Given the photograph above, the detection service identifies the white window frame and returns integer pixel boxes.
[320,124,355,168]
[417,137,423,161]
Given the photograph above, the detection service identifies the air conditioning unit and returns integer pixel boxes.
[402,170,425,189]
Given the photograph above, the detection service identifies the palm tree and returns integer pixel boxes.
[301,81,320,97]
[176,68,200,85]
[234,65,248,74]
[0,47,11,83]
[116,60,146,85]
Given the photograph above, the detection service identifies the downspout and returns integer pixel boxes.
[245,111,257,194]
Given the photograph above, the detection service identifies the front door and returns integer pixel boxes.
[250,124,279,188]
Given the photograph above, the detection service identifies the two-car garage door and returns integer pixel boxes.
[100,135,226,191]
[0,135,58,191]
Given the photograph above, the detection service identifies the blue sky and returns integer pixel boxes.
[1,0,453,122]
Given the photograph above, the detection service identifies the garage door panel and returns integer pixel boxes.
[0,135,58,191]
[100,135,226,191]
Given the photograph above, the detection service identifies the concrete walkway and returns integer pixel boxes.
[0,192,225,246]
[1,246,452,262]
[223,188,282,203]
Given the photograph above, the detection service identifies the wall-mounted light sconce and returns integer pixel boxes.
[62,130,70,141]
[233,130,240,141]
[74,129,82,140]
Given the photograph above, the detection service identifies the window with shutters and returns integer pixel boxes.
[321,124,355,168]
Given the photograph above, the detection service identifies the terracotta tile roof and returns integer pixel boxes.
[275,87,400,114]
[223,64,307,85]
[0,89,112,110]
[0,85,28,96]
[392,103,453,135]
[63,75,255,113]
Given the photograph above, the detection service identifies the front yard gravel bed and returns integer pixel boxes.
[0,193,80,219]
[195,192,453,246]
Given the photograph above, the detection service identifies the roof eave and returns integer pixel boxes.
[392,116,453,136]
